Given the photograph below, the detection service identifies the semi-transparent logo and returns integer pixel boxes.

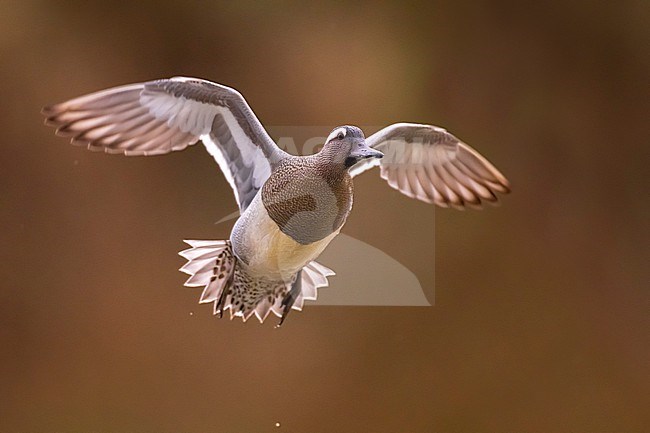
[213,126,435,307]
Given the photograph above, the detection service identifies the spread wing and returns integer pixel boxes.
[42,76,288,211]
[350,123,510,209]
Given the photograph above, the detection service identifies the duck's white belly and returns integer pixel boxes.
[231,193,338,280]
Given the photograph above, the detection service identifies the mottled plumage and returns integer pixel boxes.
[262,156,353,244]
[42,76,510,325]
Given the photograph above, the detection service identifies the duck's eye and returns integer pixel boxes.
[337,132,345,140]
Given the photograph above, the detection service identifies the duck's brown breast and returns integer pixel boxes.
[261,157,353,245]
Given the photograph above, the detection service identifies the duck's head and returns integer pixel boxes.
[321,125,383,168]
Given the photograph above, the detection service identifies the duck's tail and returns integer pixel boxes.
[179,240,334,324]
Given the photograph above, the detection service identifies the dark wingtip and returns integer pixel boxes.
[41,104,63,127]
[502,179,512,194]
[41,103,58,117]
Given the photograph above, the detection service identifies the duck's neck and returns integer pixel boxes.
[311,151,350,183]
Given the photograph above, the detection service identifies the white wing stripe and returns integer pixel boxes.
[201,131,242,206]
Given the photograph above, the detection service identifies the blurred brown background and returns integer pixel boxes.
[1,1,648,432]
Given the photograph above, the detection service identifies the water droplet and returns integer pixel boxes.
[275,422,280,428]
[189,312,194,316]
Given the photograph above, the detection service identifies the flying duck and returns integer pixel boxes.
[42,76,510,325]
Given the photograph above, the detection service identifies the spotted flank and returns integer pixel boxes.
[179,240,335,324]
